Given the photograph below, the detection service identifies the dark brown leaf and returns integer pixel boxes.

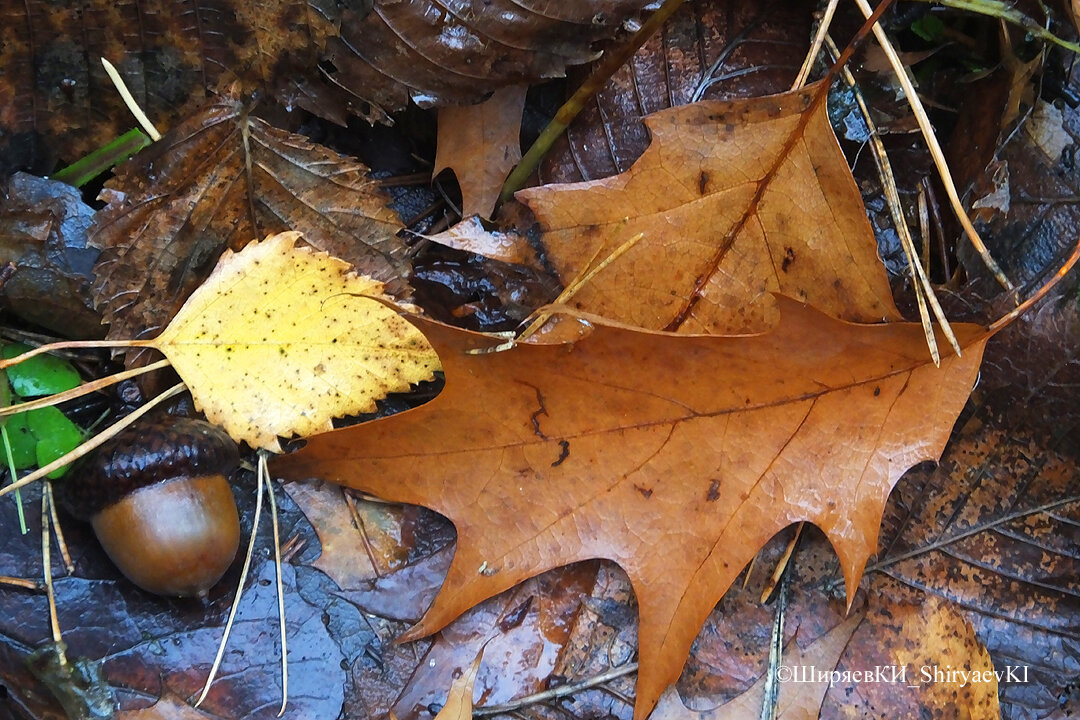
[90,88,408,354]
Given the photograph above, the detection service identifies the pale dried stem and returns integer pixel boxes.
[0,575,42,590]
[0,339,150,372]
[519,233,645,341]
[0,383,186,499]
[196,466,265,708]
[472,662,638,716]
[848,0,1013,291]
[0,360,170,417]
[760,523,803,604]
[41,485,66,665]
[261,453,289,718]
[101,58,162,141]
[824,34,961,362]
[988,238,1080,333]
[791,0,841,90]
[47,482,74,573]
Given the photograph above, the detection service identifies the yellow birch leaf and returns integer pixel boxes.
[149,231,440,452]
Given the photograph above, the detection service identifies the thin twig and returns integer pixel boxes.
[0,575,43,591]
[499,0,688,202]
[759,578,787,720]
[823,34,961,362]
[0,360,170,417]
[518,233,645,340]
[791,0,841,89]
[41,485,67,667]
[46,482,74,574]
[261,453,289,717]
[988,239,1080,333]
[0,339,151,372]
[848,0,1013,291]
[760,523,802,604]
[473,663,639,716]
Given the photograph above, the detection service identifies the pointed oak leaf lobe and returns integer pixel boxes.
[441,85,899,335]
[272,300,986,718]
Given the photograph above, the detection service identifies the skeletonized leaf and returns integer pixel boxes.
[149,231,439,452]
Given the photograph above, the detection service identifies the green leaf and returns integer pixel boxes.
[27,407,83,479]
[4,413,38,469]
[910,15,945,42]
[2,343,81,397]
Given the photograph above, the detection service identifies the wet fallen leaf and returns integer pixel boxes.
[874,416,1080,718]
[432,646,485,720]
[650,610,863,720]
[317,1,651,122]
[539,0,811,184]
[115,693,213,720]
[435,86,528,220]
[273,300,987,717]
[146,231,439,451]
[0,173,102,338]
[91,88,409,362]
[437,86,900,334]
[0,0,651,159]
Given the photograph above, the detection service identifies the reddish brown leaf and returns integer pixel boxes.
[273,301,987,718]
[90,88,408,355]
[438,86,900,334]
[435,86,527,220]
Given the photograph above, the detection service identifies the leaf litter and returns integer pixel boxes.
[2,2,1080,716]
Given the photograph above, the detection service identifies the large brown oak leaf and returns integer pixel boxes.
[272,299,987,718]
[436,85,900,334]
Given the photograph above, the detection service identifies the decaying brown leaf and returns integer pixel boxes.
[91,88,408,357]
[273,301,987,718]
[435,86,528,220]
[651,610,863,720]
[0,0,652,159]
[437,85,900,334]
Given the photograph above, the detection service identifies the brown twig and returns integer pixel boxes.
[499,0,688,203]
[472,662,639,716]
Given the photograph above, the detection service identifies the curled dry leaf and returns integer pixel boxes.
[147,231,439,452]
[91,88,409,362]
[436,85,900,334]
[272,301,987,718]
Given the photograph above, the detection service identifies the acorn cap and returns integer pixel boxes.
[58,417,240,520]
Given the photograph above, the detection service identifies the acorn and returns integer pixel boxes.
[57,417,241,598]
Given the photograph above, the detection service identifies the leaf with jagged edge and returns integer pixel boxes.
[147,231,439,452]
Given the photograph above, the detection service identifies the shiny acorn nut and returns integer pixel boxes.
[59,417,241,598]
